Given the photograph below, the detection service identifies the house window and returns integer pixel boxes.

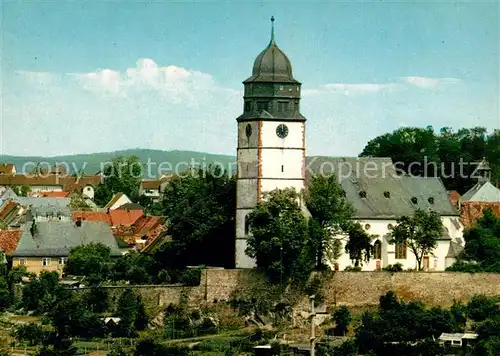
[42,258,51,266]
[395,243,407,259]
[373,240,382,260]
[58,257,67,265]
[364,224,371,230]
[19,258,26,266]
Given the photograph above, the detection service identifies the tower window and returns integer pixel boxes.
[244,216,250,235]
[245,101,252,112]
[257,101,269,112]
[278,101,289,112]
[281,165,284,173]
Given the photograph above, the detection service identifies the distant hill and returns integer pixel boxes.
[0,149,236,179]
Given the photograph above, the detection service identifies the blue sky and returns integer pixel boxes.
[1,0,498,157]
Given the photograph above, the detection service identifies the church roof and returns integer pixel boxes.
[461,181,500,203]
[305,157,459,219]
[244,17,299,84]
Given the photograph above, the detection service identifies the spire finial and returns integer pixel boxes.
[270,16,275,44]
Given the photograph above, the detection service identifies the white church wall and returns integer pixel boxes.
[238,122,259,148]
[260,149,304,179]
[260,179,304,195]
[260,121,304,148]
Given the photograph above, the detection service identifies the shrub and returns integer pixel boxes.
[382,263,403,272]
[344,266,362,272]
[179,267,202,286]
[467,295,499,322]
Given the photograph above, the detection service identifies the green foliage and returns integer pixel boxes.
[64,243,112,282]
[381,263,404,272]
[22,271,69,314]
[467,295,499,322]
[345,222,376,267]
[305,173,354,267]
[449,208,500,273]
[11,184,31,197]
[317,340,358,356]
[116,288,149,336]
[155,165,236,268]
[178,266,203,286]
[0,277,11,310]
[50,297,105,338]
[13,323,48,346]
[110,252,156,284]
[344,265,362,271]
[390,209,443,270]
[82,285,109,313]
[94,155,143,206]
[356,291,457,355]
[246,188,312,283]
[134,337,189,356]
[333,305,351,336]
[360,126,499,192]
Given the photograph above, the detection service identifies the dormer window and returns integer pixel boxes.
[411,197,418,204]
[428,197,434,204]
[359,191,367,199]
[383,191,391,198]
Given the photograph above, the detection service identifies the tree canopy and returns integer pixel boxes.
[246,188,312,283]
[154,166,236,269]
[94,155,143,206]
[360,126,499,193]
[390,209,444,270]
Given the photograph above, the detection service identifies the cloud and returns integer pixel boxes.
[1,60,496,159]
[399,76,462,89]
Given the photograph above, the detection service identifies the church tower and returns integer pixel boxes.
[235,17,306,268]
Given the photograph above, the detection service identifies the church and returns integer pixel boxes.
[234,18,464,271]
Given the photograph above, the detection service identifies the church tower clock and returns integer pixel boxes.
[235,17,306,268]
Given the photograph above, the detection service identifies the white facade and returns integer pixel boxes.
[82,185,95,199]
[235,121,305,268]
[327,216,463,272]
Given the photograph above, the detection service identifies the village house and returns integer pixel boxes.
[0,170,100,200]
[12,206,122,275]
[104,192,132,210]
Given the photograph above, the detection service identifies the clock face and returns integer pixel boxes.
[276,124,289,139]
[245,124,252,138]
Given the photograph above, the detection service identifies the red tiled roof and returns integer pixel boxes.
[30,191,71,198]
[72,211,112,225]
[141,180,161,189]
[0,230,22,254]
[448,190,461,209]
[109,209,143,227]
[460,201,500,228]
[112,215,166,248]
[0,175,100,192]
[0,201,18,221]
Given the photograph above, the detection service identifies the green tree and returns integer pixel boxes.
[333,306,351,336]
[94,155,143,206]
[451,208,500,272]
[246,188,311,283]
[345,222,376,267]
[22,271,69,314]
[116,288,142,336]
[390,209,444,271]
[82,286,109,313]
[0,277,11,310]
[154,166,235,268]
[304,173,354,267]
[64,243,111,281]
[467,295,499,322]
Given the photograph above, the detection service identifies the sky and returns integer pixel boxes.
[1,0,499,157]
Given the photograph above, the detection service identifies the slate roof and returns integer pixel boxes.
[14,197,71,208]
[461,181,500,203]
[12,220,122,257]
[0,186,18,201]
[305,157,459,219]
[446,240,464,258]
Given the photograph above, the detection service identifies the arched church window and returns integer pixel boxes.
[244,215,250,235]
[373,240,382,260]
